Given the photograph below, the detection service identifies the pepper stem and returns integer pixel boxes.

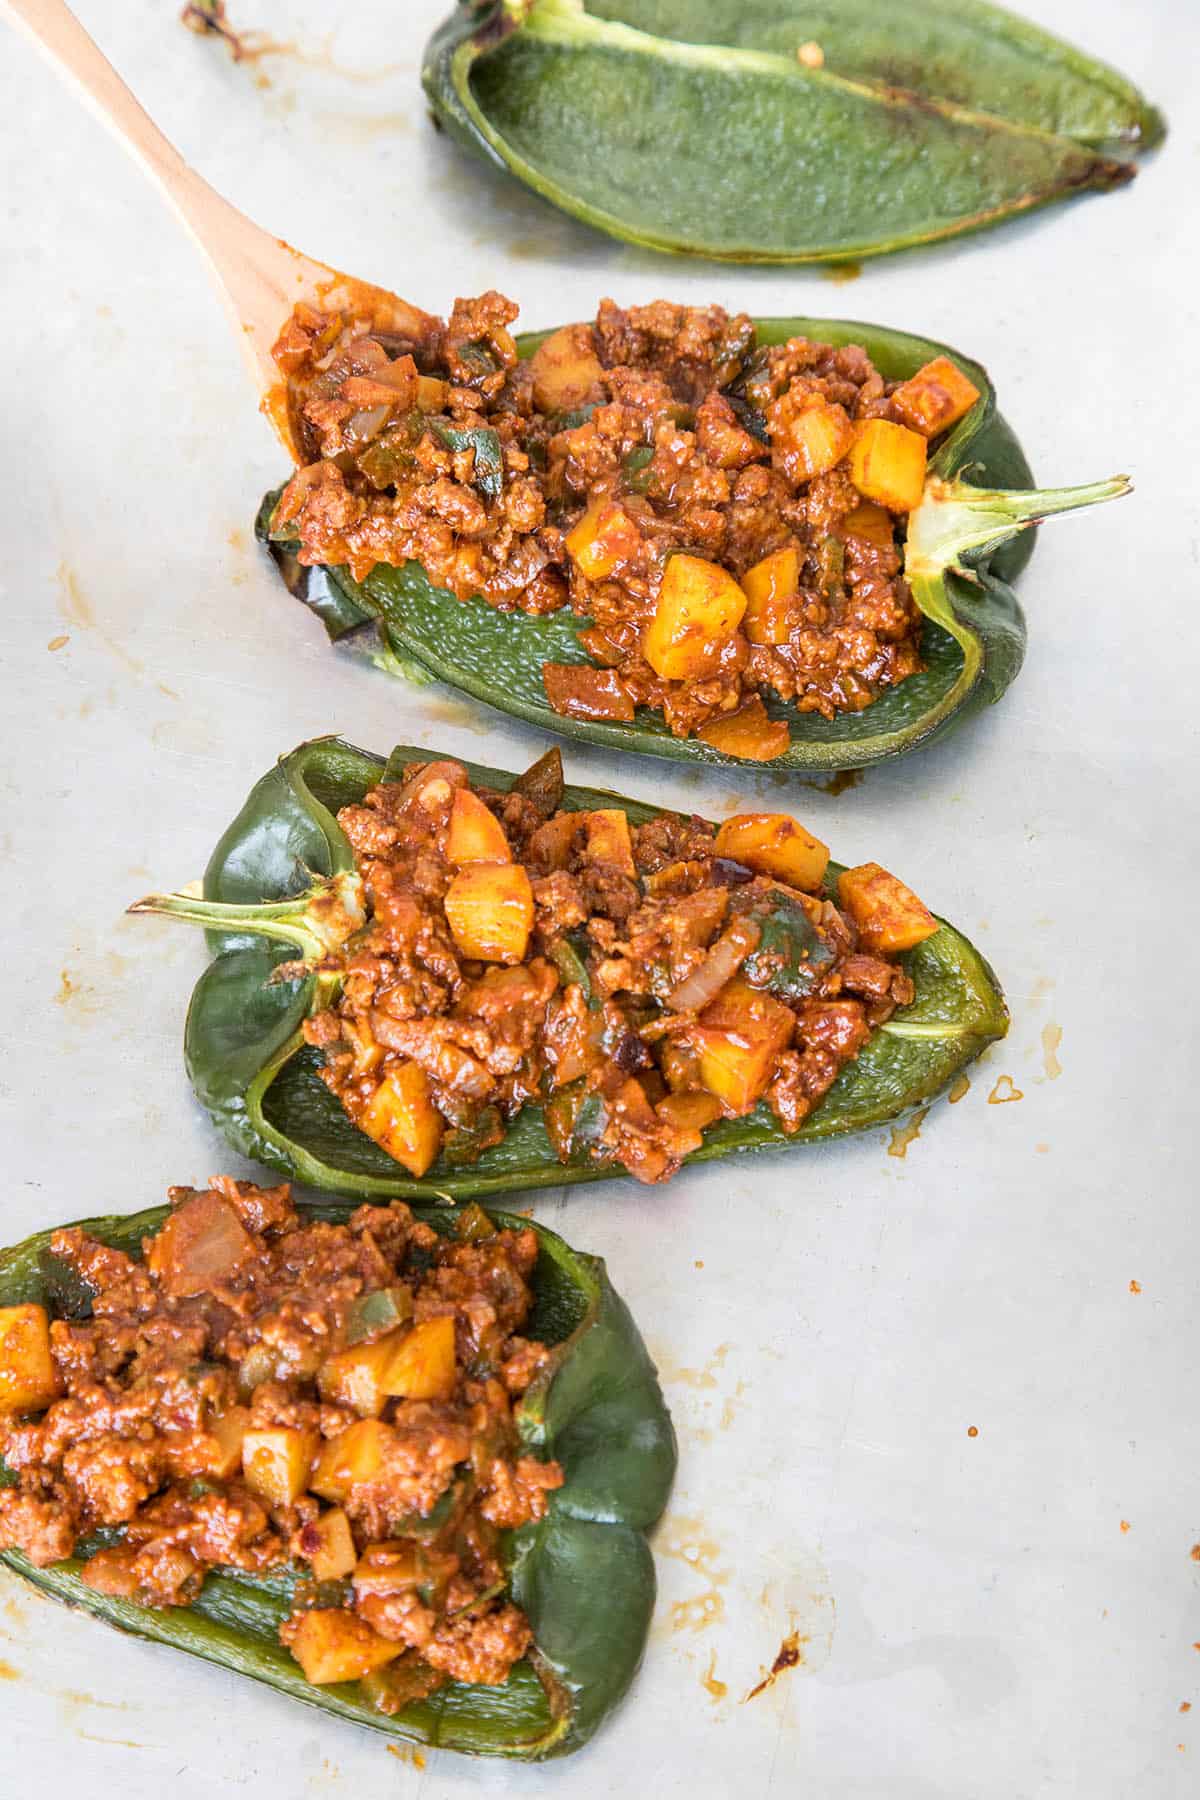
[128,870,365,962]
[906,472,1131,580]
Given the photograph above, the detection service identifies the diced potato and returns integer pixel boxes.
[891,356,981,438]
[714,812,829,890]
[445,787,511,866]
[380,1315,458,1402]
[848,419,927,514]
[415,374,449,411]
[353,1540,425,1597]
[318,1335,399,1417]
[741,547,799,646]
[643,554,747,681]
[697,698,790,762]
[242,1426,320,1508]
[842,502,895,552]
[147,1189,258,1298]
[287,1609,401,1687]
[837,862,939,954]
[163,1405,252,1482]
[311,1419,393,1504]
[565,497,643,581]
[443,863,535,964]
[207,1406,251,1478]
[527,810,578,872]
[299,1508,358,1582]
[529,323,605,415]
[358,1062,443,1177]
[0,1305,61,1414]
[782,396,856,479]
[691,978,795,1115]
[240,1433,300,1508]
[582,808,635,876]
[656,1091,723,1132]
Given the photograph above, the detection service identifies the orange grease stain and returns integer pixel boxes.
[948,1073,970,1103]
[744,1631,807,1701]
[988,1075,1023,1104]
[811,767,864,794]
[887,1105,929,1158]
[702,1651,728,1701]
[671,1591,725,1633]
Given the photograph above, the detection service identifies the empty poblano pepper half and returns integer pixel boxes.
[420,0,1163,263]
[0,1197,675,1758]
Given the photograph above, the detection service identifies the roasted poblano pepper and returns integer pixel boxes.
[260,316,1128,774]
[130,738,1007,1198]
[421,0,1162,264]
[0,1198,675,1758]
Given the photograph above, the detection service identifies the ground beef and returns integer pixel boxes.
[310,755,927,1184]
[0,1182,563,1698]
[424,1601,534,1687]
[270,293,949,747]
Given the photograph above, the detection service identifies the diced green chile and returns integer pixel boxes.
[345,1285,413,1342]
[621,444,656,491]
[441,1106,506,1168]
[741,892,836,1001]
[260,315,1128,774]
[430,421,505,499]
[129,738,1007,1199]
[549,933,594,1003]
[420,0,1161,265]
[0,1198,676,1760]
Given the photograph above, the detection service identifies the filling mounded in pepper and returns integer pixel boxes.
[270,293,980,757]
[298,750,939,1184]
[0,1180,563,1706]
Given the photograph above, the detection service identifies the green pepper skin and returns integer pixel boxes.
[261,315,1127,774]
[420,0,1160,265]
[0,1199,675,1759]
[135,737,1008,1199]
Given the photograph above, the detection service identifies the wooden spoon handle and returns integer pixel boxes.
[2,0,438,455]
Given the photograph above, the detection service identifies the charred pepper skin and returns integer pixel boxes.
[0,1199,676,1760]
[130,738,1008,1200]
[259,316,1127,774]
[420,0,1162,265]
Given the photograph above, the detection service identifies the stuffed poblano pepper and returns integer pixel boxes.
[0,1180,675,1758]
[131,738,1006,1197]
[259,291,1129,771]
[423,0,1162,263]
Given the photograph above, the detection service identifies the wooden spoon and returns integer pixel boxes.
[3,0,439,458]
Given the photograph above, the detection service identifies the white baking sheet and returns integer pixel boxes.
[1,2,1197,1793]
